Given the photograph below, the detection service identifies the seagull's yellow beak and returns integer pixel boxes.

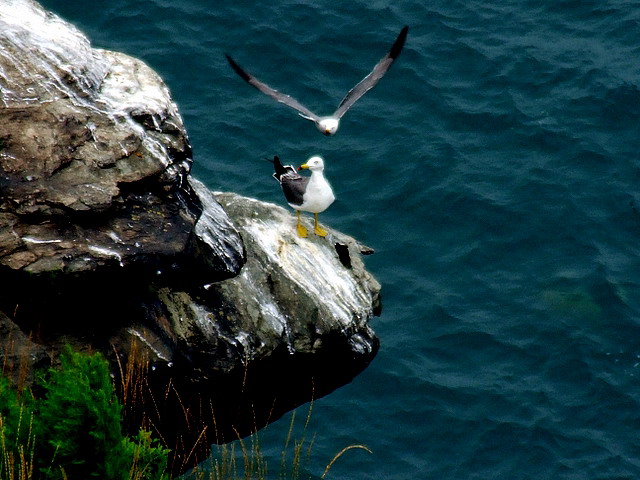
[299,163,309,170]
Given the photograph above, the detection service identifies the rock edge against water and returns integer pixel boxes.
[0,0,381,474]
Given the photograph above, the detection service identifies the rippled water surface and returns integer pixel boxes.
[39,0,640,478]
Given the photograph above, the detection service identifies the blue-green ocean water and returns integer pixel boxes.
[39,1,640,478]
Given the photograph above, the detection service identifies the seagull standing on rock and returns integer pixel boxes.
[271,155,335,237]
[226,26,409,136]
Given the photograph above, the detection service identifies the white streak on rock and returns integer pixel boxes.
[22,236,63,244]
[127,328,170,362]
[88,245,123,265]
[107,231,124,244]
[190,178,245,275]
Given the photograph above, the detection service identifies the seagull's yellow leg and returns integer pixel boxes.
[313,213,328,237]
[296,210,308,237]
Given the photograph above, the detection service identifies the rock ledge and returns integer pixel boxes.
[0,0,382,475]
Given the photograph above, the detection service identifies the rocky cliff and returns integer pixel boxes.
[0,0,381,474]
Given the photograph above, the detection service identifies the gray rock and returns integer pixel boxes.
[116,192,380,470]
[0,0,244,280]
[138,190,381,375]
[210,191,380,362]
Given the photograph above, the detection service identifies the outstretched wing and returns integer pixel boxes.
[225,54,321,122]
[332,25,409,119]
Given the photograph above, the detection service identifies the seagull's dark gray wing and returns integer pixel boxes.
[270,156,309,206]
[332,25,409,119]
[280,175,309,207]
[225,54,321,123]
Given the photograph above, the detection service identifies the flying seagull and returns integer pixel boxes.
[226,25,409,136]
[271,155,335,237]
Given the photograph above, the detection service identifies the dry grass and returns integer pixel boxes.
[187,400,372,480]
[0,334,31,394]
[0,334,36,480]
[110,341,374,479]
[1,339,372,480]
[0,410,36,480]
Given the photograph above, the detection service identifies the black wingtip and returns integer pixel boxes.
[271,155,287,178]
[224,53,252,82]
[389,25,409,59]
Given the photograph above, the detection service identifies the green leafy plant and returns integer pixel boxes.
[35,348,127,479]
[121,430,169,480]
[2,347,370,480]
[0,348,169,480]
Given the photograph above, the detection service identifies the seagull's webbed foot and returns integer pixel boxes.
[296,211,308,238]
[314,225,328,237]
[313,213,328,237]
[297,223,309,238]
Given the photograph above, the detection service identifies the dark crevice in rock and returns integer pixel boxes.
[335,242,352,269]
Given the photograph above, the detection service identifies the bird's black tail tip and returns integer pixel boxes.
[269,155,288,177]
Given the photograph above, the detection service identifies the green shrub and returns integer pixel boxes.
[121,430,169,480]
[2,348,369,480]
[0,348,169,480]
[36,348,127,479]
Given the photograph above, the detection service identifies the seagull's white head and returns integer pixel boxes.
[299,156,325,171]
[317,118,339,136]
